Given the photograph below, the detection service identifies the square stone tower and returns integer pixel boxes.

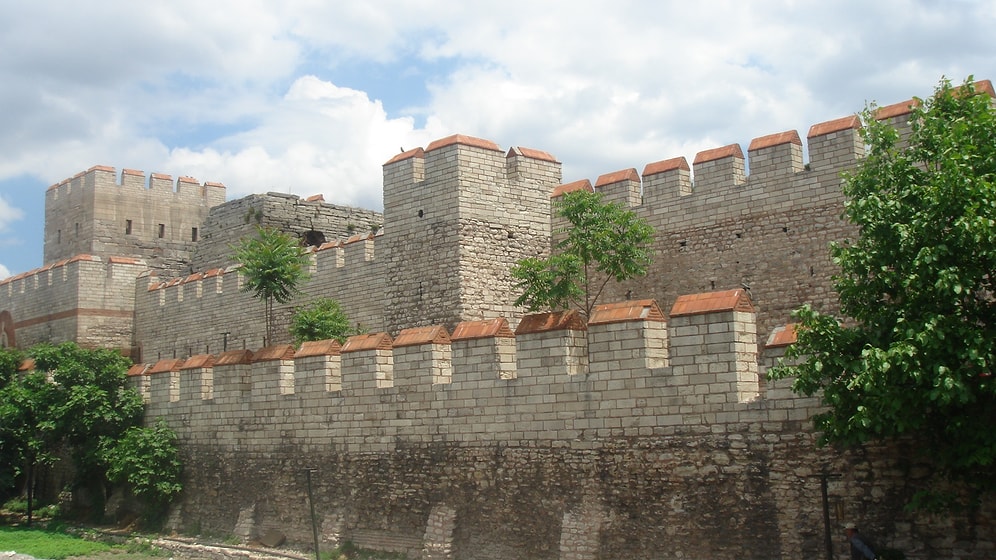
[381,135,561,333]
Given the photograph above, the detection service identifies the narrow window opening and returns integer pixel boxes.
[74,223,79,237]
[191,227,198,242]
[158,224,165,239]
[125,220,133,235]
[57,229,61,243]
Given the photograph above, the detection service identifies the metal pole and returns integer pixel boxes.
[821,470,833,560]
[306,469,321,560]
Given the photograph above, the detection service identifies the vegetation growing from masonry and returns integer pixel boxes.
[512,189,655,319]
[0,343,183,526]
[770,77,996,505]
[290,297,362,344]
[233,226,311,345]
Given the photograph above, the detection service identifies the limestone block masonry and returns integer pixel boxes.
[120,295,993,559]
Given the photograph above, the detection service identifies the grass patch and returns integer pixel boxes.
[0,525,113,559]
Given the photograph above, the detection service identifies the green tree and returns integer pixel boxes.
[102,419,183,521]
[233,226,310,345]
[0,350,59,525]
[290,297,358,344]
[29,342,146,518]
[770,78,996,500]
[512,189,655,319]
[0,343,184,524]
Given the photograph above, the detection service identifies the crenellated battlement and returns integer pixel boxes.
[45,165,226,203]
[0,254,146,295]
[0,254,147,351]
[559,114,866,228]
[123,292,822,451]
[134,230,387,360]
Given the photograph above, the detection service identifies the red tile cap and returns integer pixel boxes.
[294,340,342,358]
[643,157,690,176]
[214,350,254,366]
[178,175,199,185]
[252,344,297,362]
[305,194,325,202]
[88,165,115,173]
[127,363,149,376]
[971,79,994,98]
[149,358,185,374]
[595,168,640,187]
[180,354,214,370]
[507,146,559,163]
[807,115,861,138]
[203,268,224,278]
[588,299,665,325]
[122,168,144,176]
[425,134,501,153]
[765,324,798,348]
[393,325,451,348]
[551,179,593,198]
[693,144,744,165]
[669,289,754,317]
[748,130,802,151]
[341,332,394,353]
[874,98,920,120]
[515,310,587,335]
[384,147,425,165]
[451,318,515,341]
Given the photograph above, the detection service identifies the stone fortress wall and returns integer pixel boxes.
[125,292,992,559]
[186,191,383,271]
[0,254,148,351]
[3,81,995,558]
[131,109,885,361]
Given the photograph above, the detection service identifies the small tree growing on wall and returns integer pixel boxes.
[233,227,310,345]
[289,297,361,344]
[512,189,655,319]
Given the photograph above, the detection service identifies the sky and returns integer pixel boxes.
[1,1,994,278]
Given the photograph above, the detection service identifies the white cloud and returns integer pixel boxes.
[164,75,441,209]
[0,196,23,232]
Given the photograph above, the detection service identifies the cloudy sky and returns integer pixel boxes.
[1,1,994,278]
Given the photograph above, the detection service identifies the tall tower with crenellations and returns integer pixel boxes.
[381,135,562,333]
[44,166,226,274]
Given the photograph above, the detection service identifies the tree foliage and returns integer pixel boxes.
[103,419,183,512]
[771,78,996,496]
[289,297,360,344]
[512,189,655,318]
[0,348,59,523]
[233,226,310,345]
[0,343,183,523]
